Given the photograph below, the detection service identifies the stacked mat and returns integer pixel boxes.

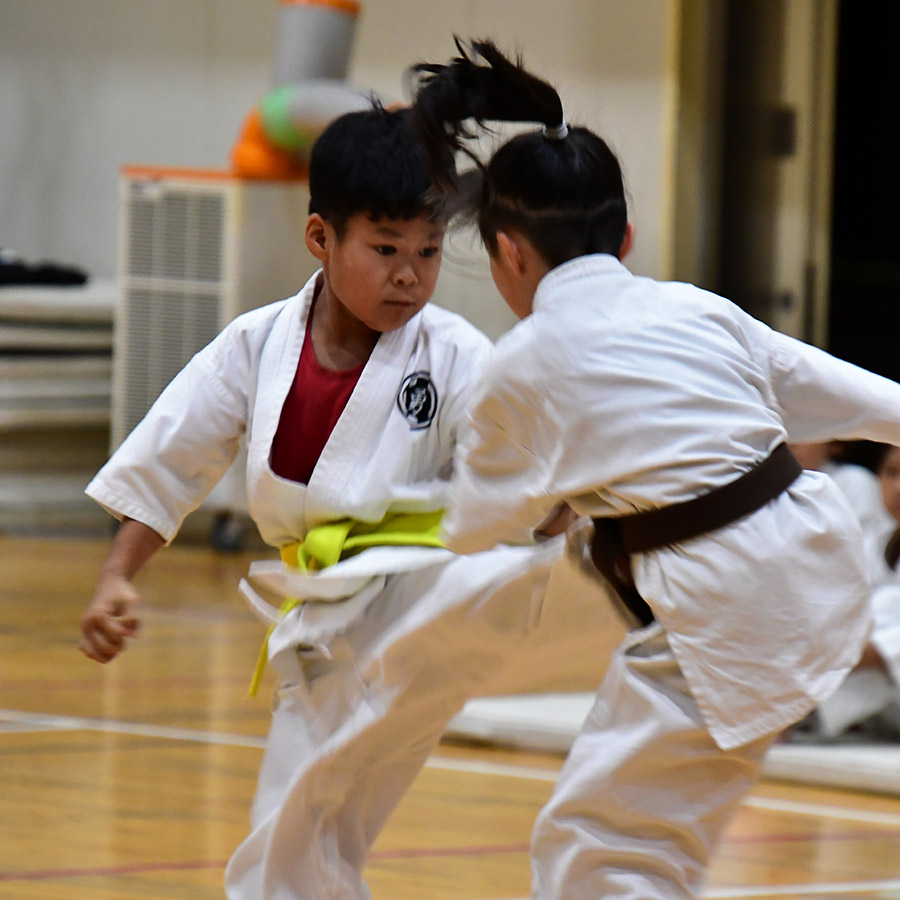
[0,280,115,534]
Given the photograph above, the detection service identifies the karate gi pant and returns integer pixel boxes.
[224,540,573,900]
[531,623,775,900]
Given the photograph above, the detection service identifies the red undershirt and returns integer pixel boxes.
[269,299,367,485]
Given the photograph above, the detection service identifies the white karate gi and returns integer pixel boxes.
[442,254,900,899]
[869,566,900,733]
[823,459,893,539]
[87,270,609,900]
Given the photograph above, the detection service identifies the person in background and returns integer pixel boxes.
[789,440,893,539]
[802,443,900,740]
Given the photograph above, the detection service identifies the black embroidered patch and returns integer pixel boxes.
[397,371,437,429]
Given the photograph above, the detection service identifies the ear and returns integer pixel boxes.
[305,214,330,262]
[495,230,527,275]
[618,221,636,261]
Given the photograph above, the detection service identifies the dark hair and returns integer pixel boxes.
[411,39,628,267]
[308,103,446,237]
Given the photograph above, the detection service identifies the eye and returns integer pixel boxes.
[375,245,397,256]
[421,246,440,259]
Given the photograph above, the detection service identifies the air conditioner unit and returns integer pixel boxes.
[115,167,317,547]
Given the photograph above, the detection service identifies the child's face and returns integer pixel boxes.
[317,213,444,333]
[879,446,900,526]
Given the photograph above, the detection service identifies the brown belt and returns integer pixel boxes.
[591,443,802,628]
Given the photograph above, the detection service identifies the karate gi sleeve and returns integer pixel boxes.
[86,323,254,543]
[442,362,563,553]
[741,313,900,445]
[438,328,493,450]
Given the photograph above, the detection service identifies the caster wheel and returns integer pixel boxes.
[210,512,249,554]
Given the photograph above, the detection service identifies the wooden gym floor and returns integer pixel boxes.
[1,536,900,900]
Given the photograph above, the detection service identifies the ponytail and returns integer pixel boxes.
[412,38,564,191]
[410,39,628,267]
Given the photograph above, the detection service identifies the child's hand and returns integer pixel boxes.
[535,503,580,540]
[79,574,141,664]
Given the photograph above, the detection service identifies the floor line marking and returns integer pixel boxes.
[424,755,560,782]
[3,708,900,830]
[0,721,63,735]
[743,794,900,828]
[0,708,267,749]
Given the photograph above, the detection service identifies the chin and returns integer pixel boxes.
[373,310,419,332]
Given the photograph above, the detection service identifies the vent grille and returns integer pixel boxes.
[125,183,223,282]
[116,179,228,445]
[120,287,220,437]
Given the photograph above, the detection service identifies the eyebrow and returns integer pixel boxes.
[373,225,444,242]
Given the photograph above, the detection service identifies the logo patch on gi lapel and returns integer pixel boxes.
[397,371,437,429]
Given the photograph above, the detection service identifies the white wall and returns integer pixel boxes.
[0,0,678,338]
[0,0,277,278]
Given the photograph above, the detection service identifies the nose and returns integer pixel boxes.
[392,261,418,288]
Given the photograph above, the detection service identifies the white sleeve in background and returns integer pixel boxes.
[825,461,894,538]
[86,323,253,543]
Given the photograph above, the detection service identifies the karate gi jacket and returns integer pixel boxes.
[443,254,900,749]
[87,271,491,645]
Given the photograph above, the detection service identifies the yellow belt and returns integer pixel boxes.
[249,510,445,696]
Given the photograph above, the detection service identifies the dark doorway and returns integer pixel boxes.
[716,0,787,324]
[828,4,900,382]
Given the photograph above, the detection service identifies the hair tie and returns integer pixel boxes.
[542,120,568,141]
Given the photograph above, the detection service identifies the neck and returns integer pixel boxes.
[311,281,379,371]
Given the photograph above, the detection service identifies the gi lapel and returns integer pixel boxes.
[304,311,423,517]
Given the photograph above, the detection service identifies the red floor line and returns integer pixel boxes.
[4,827,898,883]
[370,842,532,861]
[0,842,531,882]
[0,859,229,882]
